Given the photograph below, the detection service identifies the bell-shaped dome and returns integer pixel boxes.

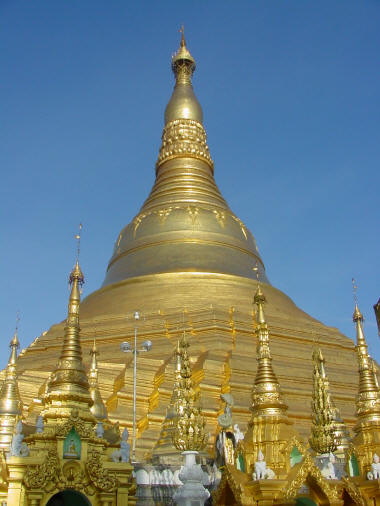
[102,33,268,287]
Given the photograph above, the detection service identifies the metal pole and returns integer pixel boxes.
[132,324,137,461]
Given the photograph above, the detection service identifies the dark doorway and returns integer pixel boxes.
[46,490,91,506]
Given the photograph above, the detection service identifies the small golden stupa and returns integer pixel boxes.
[10,32,365,466]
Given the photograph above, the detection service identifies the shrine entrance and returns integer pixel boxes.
[46,490,91,506]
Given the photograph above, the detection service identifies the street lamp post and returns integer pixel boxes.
[120,311,152,462]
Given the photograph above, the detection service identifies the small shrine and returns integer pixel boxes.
[0,254,136,506]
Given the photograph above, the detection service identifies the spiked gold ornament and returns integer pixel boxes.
[172,333,207,452]
[309,348,338,454]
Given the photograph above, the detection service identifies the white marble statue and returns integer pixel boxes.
[120,428,130,462]
[233,424,244,443]
[110,427,130,462]
[10,421,27,457]
[252,450,276,480]
[321,453,337,480]
[217,393,234,429]
[96,422,104,439]
[35,415,44,434]
[367,453,380,480]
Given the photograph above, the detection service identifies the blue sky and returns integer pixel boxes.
[1,1,379,369]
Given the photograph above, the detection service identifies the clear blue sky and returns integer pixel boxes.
[1,1,379,370]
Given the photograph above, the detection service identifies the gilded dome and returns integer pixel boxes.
[103,34,268,287]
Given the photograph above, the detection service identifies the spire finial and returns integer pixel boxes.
[179,24,185,46]
[251,287,287,416]
[9,313,21,365]
[75,223,82,263]
[352,277,358,305]
[309,348,337,454]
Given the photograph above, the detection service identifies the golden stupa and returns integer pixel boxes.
[14,33,360,462]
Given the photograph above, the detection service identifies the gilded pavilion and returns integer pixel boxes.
[1,32,379,505]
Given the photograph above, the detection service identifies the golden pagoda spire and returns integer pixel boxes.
[0,325,22,451]
[88,339,107,421]
[172,331,207,452]
[251,285,287,416]
[309,348,337,454]
[156,29,214,171]
[44,227,92,419]
[352,302,380,422]
[103,30,268,289]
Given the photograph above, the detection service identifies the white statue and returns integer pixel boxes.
[217,393,234,428]
[120,428,130,462]
[96,422,104,439]
[367,453,380,480]
[110,427,130,462]
[321,453,337,480]
[233,424,244,443]
[252,450,276,480]
[35,415,44,434]
[10,420,28,457]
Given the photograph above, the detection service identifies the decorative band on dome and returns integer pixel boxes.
[156,118,214,171]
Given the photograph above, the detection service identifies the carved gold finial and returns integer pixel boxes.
[171,26,196,85]
[352,300,380,421]
[309,348,337,454]
[45,230,91,412]
[89,338,107,421]
[172,331,207,451]
[251,286,287,416]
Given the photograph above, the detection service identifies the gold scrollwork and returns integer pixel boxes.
[86,451,118,492]
[24,449,61,491]
[55,409,93,438]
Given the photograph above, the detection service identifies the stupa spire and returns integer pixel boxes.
[309,348,337,454]
[352,302,380,421]
[0,326,22,451]
[251,285,287,416]
[88,339,107,421]
[44,227,92,418]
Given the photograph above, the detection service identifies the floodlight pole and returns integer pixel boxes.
[132,318,138,461]
[120,311,152,463]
